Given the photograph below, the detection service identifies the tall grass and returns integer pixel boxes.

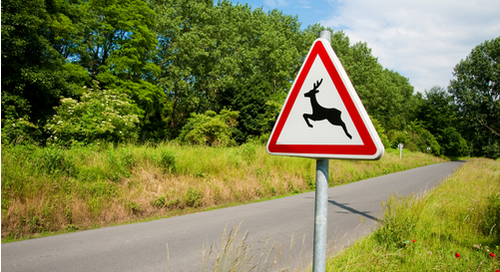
[1,143,444,241]
[325,158,500,271]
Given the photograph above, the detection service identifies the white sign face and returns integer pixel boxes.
[266,38,384,160]
[276,55,363,146]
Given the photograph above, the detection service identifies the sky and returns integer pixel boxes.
[239,0,500,94]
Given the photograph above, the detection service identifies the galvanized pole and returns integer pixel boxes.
[313,30,331,272]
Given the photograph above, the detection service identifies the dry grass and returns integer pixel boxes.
[1,143,445,241]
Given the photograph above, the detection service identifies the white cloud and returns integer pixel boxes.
[264,0,288,8]
[321,0,500,93]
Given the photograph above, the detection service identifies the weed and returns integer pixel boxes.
[127,201,142,214]
[160,150,176,173]
[374,193,425,249]
[151,196,166,208]
[38,148,75,176]
[482,193,500,236]
[198,222,283,272]
[186,189,203,208]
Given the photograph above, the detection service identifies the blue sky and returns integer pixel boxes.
[238,0,500,94]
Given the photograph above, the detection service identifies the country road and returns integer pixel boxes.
[1,161,464,272]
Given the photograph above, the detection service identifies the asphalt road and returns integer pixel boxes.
[2,161,464,272]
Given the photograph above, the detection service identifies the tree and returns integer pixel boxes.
[1,0,89,143]
[415,86,469,157]
[153,0,305,141]
[449,37,500,158]
[76,0,164,140]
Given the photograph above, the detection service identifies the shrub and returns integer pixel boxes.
[387,122,441,155]
[185,188,203,208]
[439,127,470,157]
[44,81,140,145]
[177,110,239,147]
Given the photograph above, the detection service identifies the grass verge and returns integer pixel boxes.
[2,143,444,242]
[325,158,500,271]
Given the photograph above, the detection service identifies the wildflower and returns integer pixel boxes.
[490,253,496,257]
[455,252,460,258]
[57,120,63,124]
[12,123,15,127]
[412,240,416,243]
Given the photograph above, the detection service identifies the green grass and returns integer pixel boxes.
[325,158,500,271]
[2,142,445,242]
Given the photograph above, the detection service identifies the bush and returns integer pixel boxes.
[177,109,239,147]
[44,81,140,145]
[439,127,470,157]
[370,117,390,148]
[387,122,441,155]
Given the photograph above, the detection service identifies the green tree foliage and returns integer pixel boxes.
[4,0,480,151]
[177,109,239,147]
[1,0,89,143]
[76,0,164,139]
[415,86,469,157]
[153,0,306,141]
[44,82,140,145]
[448,37,500,158]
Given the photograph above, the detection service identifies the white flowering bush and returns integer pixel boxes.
[44,83,140,144]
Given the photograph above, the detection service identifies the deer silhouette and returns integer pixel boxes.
[303,78,353,139]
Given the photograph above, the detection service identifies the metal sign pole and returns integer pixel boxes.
[313,158,329,272]
[312,30,331,272]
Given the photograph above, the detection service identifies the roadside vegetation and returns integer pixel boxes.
[1,144,443,242]
[325,158,500,271]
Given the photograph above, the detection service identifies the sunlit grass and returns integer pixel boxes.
[325,158,500,271]
[1,143,445,241]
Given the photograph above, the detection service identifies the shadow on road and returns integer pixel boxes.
[328,199,379,222]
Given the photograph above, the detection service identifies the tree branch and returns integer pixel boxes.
[477,117,500,137]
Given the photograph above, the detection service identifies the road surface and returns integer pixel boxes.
[1,161,464,271]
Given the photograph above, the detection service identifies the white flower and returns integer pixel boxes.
[119,131,122,134]
[57,120,63,125]
[12,123,15,127]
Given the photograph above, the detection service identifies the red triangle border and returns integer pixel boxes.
[267,39,379,158]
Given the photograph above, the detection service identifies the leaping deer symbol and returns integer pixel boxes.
[303,78,353,139]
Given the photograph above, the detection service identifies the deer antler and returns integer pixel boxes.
[312,78,323,90]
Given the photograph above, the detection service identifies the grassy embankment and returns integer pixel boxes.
[1,143,444,242]
[325,158,500,271]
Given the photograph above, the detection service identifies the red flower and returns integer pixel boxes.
[455,252,460,258]
[490,252,496,257]
[412,240,416,243]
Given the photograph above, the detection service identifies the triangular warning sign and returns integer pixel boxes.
[266,38,384,160]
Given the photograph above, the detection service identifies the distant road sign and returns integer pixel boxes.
[267,38,384,160]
